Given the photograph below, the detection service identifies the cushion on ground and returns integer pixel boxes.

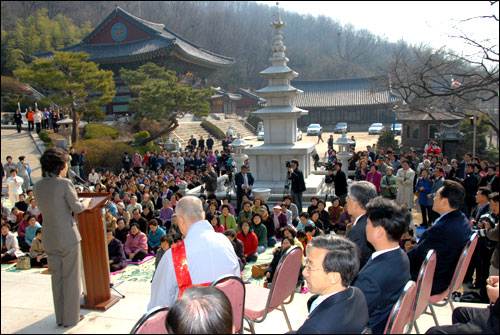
[128,255,155,265]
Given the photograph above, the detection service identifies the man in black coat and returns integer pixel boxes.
[353,197,411,334]
[333,162,348,205]
[288,159,306,213]
[234,165,254,214]
[296,235,368,334]
[346,181,378,268]
[461,163,478,217]
[206,135,214,151]
[408,180,472,295]
[202,163,218,197]
[14,109,23,133]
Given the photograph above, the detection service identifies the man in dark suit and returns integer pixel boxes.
[458,153,472,180]
[234,165,254,214]
[333,162,348,205]
[346,181,378,268]
[408,180,472,295]
[462,163,479,218]
[296,235,368,334]
[288,159,306,213]
[353,197,411,334]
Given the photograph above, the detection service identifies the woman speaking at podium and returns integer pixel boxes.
[33,147,91,327]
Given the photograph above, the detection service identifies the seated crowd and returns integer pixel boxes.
[1,138,499,334]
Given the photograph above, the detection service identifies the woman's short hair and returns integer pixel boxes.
[36,228,42,235]
[224,229,236,238]
[165,286,233,334]
[40,147,70,177]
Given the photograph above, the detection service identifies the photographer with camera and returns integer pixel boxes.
[235,165,254,214]
[287,159,306,212]
[477,192,499,277]
[202,163,218,197]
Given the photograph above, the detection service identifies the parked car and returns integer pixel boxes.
[257,129,264,141]
[334,122,349,134]
[296,128,303,141]
[368,123,386,135]
[391,123,402,135]
[306,123,322,136]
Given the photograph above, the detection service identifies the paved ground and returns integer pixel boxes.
[1,128,42,201]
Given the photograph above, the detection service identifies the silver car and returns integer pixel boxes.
[307,124,322,136]
[368,123,386,135]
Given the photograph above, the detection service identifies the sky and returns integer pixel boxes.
[257,1,499,58]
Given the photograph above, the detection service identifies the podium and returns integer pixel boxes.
[77,193,120,310]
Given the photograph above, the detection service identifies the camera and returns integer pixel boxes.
[286,161,291,168]
[325,162,334,171]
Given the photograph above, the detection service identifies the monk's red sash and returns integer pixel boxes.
[171,240,210,298]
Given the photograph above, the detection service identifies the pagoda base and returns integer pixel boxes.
[245,142,317,190]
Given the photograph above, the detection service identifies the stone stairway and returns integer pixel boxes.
[207,115,255,139]
[171,116,255,149]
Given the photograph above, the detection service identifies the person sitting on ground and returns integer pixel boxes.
[352,196,411,334]
[219,204,237,231]
[148,219,166,254]
[408,180,472,295]
[126,195,142,216]
[270,203,288,238]
[237,201,253,229]
[154,235,174,274]
[297,229,309,256]
[25,214,42,248]
[328,196,344,233]
[104,208,117,231]
[305,223,324,238]
[307,197,319,216]
[7,207,24,232]
[16,212,31,251]
[130,208,148,235]
[207,214,225,234]
[168,214,183,243]
[107,229,127,272]
[165,286,234,334]
[259,206,276,247]
[115,218,130,245]
[141,205,155,223]
[251,213,267,254]
[295,235,369,334]
[265,237,295,285]
[236,220,259,263]
[29,227,48,267]
[1,223,24,263]
[426,275,499,334]
[225,229,246,270]
[158,198,173,230]
[297,212,314,230]
[310,210,326,232]
[219,197,235,216]
[14,194,28,213]
[124,223,148,262]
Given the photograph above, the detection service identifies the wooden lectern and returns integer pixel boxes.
[77,193,120,310]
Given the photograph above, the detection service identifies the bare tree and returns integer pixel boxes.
[386,2,499,140]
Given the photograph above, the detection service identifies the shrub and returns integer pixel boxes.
[83,123,120,140]
[73,139,133,174]
[133,130,150,144]
[201,120,225,139]
[38,130,54,148]
[377,130,399,151]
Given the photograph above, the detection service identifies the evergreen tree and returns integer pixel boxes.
[120,62,214,146]
[14,51,115,143]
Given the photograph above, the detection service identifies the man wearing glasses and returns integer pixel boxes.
[295,235,368,334]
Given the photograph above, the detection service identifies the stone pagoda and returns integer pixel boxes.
[245,7,319,193]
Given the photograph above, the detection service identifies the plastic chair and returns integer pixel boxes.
[411,249,437,334]
[424,233,478,326]
[243,246,302,334]
[210,275,246,334]
[384,280,417,334]
[130,305,169,334]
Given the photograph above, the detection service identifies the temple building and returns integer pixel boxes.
[35,6,235,116]
[292,77,400,130]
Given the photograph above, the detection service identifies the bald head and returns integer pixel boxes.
[176,196,205,224]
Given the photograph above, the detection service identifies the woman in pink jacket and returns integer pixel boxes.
[366,165,382,194]
[124,223,148,262]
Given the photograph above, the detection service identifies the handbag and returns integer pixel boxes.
[16,255,31,270]
[251,263,269,278]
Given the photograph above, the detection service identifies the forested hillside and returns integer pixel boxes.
[1,1,417,89]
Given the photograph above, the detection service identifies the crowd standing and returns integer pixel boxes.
[1,126,499,333]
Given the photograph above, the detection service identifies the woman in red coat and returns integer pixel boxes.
[236,220,259,263]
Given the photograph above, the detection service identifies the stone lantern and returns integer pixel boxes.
[333,130,354,180]
[230,133,250,172]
